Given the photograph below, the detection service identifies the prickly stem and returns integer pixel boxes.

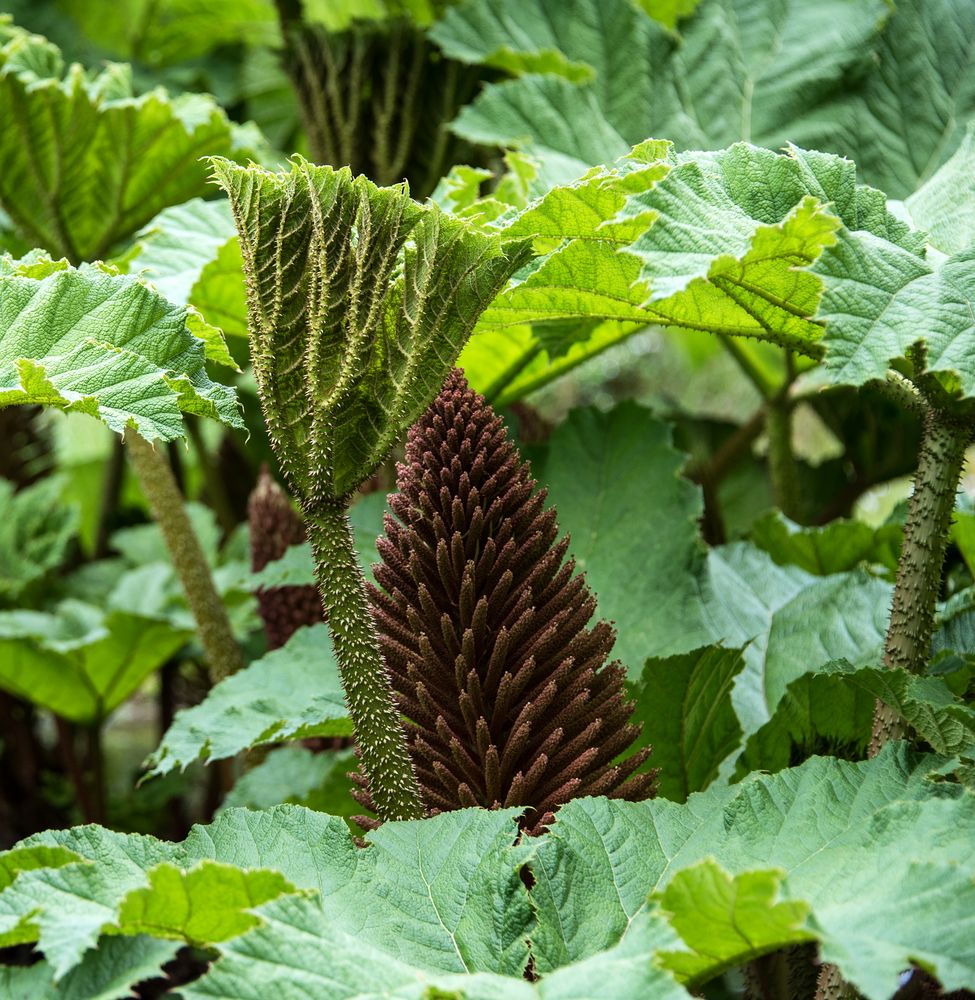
[125,429,245,684]
[870,407,972,754]
[305,498,424,822]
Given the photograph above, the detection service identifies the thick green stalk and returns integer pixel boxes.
[124,430,244,683]
[305,498,425,822]
[870,406,971,753]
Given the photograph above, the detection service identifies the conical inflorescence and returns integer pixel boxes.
[356,370,655,833]
[248,467,323,650]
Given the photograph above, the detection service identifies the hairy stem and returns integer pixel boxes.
[124,429,244,684]
[305,498,424,822]
[870,406,972,752]
[814,963,861,1000]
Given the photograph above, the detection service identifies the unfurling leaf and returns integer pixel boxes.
[211,156,532,505]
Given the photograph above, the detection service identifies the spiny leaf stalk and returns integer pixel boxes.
[871,405,973,753]
[305,500,424,822]
[355,370,656,833]
[124,429,244,684]
[248,467,323,650]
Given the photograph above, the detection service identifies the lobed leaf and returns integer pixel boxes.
[0,260,243,440]
[0,27,263,262]
[145,624,352,778]
[0,600,192,724]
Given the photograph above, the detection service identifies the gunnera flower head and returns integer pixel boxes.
[355,369,656,833]
[248,467,323,649]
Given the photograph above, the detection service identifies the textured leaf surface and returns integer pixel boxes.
[213,156,532,500]
[435,0,971,200]
[434,0,887,182]
[0,936,180,1000]
[0,261,242,439]
[530,402,710,670]
[146,624,352,778]
[627,646,744,801]
[0,805,531,981]
[654,863,813,982]
[530,745,975,996]
[221,747,358,817]
[116,861,298,945]
[0,28,260,261]
[534,405,891,727]
[132,198,248,339]
[0,600,192,724]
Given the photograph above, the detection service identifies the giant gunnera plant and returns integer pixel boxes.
[352,369,656,832]
[212,156,532,821]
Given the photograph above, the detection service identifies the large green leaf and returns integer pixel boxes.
[145,624,352,778]
[737,660,975,775]
[0,259,243,439]
[533,404,891,733]
[529,401,711,670]
[221,746,358,818]
[0,600,192,724]
[0,936,180,1000]
[530,744,975,997]
[627,646,744,802]
[0,27,262,262]
[0,805,532,981]
[56,0,278,67]
[434,0,972,200]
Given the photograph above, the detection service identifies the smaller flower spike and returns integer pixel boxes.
[247,467,323,650]
[358,370,656,833]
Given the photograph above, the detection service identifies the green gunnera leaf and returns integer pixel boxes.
[211,156,532,504]
[0,24,264,263]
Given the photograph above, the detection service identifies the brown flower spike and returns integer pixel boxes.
[356,370,655,833]
[248,467,323,650]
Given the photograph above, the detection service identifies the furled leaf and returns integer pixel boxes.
[0,600,192,724]
[0,27,261,262]
[0,476,78,603]
[433,0,887,183]
[0,260,243,440]
[212,156,533,501]
[530,744,975,997]
[627,646,744,801]
[145,624,352,778]
[221,747,358,818]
